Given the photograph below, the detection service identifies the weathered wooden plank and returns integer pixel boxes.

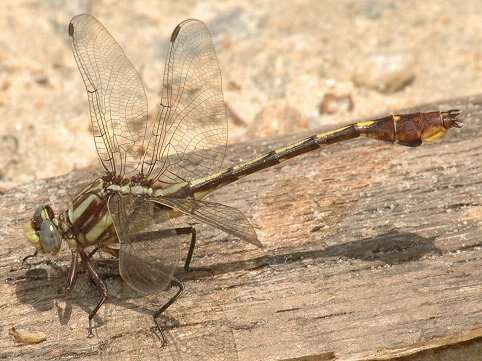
[0,98,481,361]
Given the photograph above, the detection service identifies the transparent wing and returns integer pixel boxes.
[155,198,262,248]
[108,193,183,294]
[69,14,147,176]
[142,19,227,184]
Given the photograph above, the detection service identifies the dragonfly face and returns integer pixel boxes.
[23,205,62,255]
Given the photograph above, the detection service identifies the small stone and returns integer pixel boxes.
[226,102,247,126]
[248,101,309,138]
[352,52,415,93]
[35,76,50,86]
[226,80,241,91]
[318,93,354,114]
[0,134,18,170]
[1,80,10,91]
[9,327,47,344]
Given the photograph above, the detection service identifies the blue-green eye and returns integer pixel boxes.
[39,219,62,254]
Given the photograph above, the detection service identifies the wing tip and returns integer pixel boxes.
[170,23,182,43]
[170,18,204,43]
[68,14,92,37]
[68,22,74,37]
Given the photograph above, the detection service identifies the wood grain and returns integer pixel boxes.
[0,98,481,361]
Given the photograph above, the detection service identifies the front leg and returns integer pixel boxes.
[64,250,79,295]
[21,249,38,266]
[79,249,108,337]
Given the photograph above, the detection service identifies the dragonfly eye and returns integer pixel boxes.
[32,205,55,230]
[23,205,58,253]
[39,219,62,254]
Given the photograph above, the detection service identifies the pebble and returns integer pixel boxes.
[352,52,415,93]
[318,93,354,114]
[248,101,309,138]
[9,327,47,344]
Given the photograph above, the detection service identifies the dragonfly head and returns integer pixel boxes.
[23,205,62,255]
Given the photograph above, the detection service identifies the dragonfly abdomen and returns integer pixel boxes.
[190,110,461,196]
[360,110,461,146]
[189,128,359,195]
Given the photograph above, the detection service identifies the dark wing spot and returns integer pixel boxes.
[68,22,74,37]
[170,23,181,43]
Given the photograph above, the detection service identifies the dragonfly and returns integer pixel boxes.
[22,14,462,344]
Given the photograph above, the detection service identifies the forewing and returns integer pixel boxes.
[108,193,182,294]
[155,198,262,248]
[69,14,147,176]
[142,19,227,184]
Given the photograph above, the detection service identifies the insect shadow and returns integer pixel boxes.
[319,228,441,265]
[12,255,239,360]
[12,228,439,329]
[12,258,173,328]
[186,228,442,278]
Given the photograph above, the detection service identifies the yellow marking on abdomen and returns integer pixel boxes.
[274,138,311,154]
[190,172,223,188]
[422,126,446,142]
[314,125,350,140]
[354,120,375,128]
[232,154,269,171]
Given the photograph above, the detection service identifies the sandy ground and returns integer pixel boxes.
[1,0,482,190]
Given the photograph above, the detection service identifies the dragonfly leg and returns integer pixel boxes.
[153,279,184,347]
[64,250,79,295]
[181,226,197,271]
[88,245,119,259]
[100,246,119,258]
[87,246,100,259]
[178,226,213,274]
[79,249,108,337]
[21,249,38,266]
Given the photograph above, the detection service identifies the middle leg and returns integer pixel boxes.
[79,249,108,337]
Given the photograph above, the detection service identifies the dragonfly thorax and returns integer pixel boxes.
[107,184,153,196]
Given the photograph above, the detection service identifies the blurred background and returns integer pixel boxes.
[1,0,482,190]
